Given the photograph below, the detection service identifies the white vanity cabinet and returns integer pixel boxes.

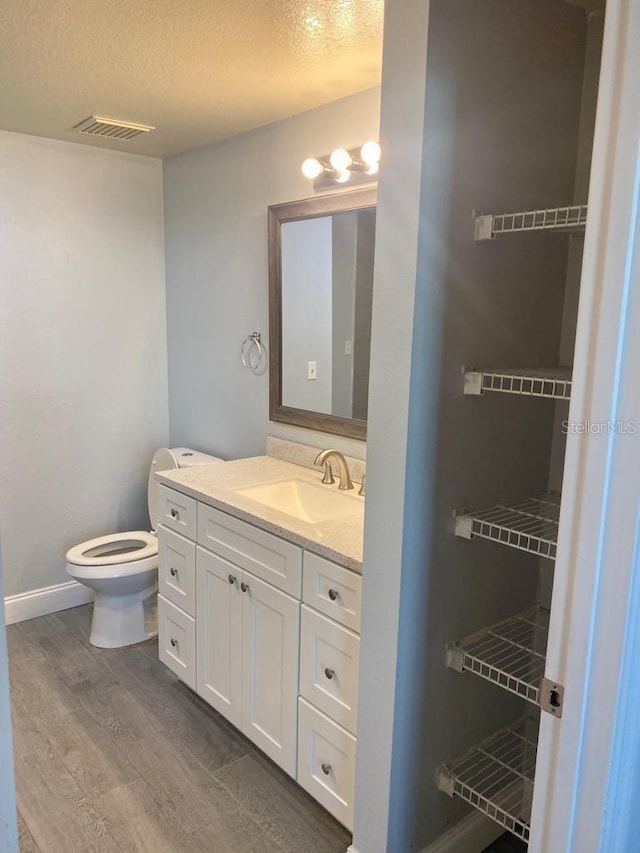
[156,484,362,829]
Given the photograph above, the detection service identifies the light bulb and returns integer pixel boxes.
[301,158,324,179]
[334,169,351,184]
[330,148,353,171]
[361,140,381,166]
[365,162,379,176]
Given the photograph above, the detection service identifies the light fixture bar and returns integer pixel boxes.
[301,141,381,190]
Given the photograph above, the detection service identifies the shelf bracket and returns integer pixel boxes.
[435,767,456,797]
[455,514,474,539]
[446,645,465,673]
[463,371,484,395]
[540,677,564,718]
[474,214,495,241]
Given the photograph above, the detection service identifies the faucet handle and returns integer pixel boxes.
[358,475,366,497]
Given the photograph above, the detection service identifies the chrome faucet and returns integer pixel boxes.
[314,449,354,491]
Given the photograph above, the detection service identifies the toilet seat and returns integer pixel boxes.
[66,531,158,567]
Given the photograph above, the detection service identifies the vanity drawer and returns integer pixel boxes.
[157,485,197,540]
[197,503,302,597]
[158,527,196,617]
[300,605,360,734]
[158,595,196,690]
[303,552,362,633]
[297,698,356,831]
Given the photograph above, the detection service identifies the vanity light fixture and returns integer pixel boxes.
[301,141,381,189]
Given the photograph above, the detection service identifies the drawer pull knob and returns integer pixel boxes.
[324,667,335,680]
[170,638,177,648]
[170,568,178,577]
[170,508,179,519]
[321,763,331,775]
[228,574,237,585]
[241,582,249,593]
[328,588,339,601]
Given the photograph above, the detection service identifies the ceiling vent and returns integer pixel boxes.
[73,116,155,140]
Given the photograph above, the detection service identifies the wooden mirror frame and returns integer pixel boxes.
[268,187,377,441]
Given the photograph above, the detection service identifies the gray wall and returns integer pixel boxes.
[163,88,380,461]
[354,1,587,850]
[0,131,168,598]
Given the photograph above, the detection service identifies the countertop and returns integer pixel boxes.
[156,456,364,572]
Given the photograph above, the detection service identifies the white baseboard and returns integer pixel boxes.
[4,580,93,625]
[420,812,504,853]
[347,813,503,853]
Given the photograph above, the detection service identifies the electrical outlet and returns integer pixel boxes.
[345,340,353,355]
[307,361,317,380]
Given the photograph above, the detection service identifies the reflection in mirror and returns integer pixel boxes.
[269,188,376,440]
[281,208,375,420]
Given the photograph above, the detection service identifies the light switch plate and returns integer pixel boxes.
[307,361,317,380]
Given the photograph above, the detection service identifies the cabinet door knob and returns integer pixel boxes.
[328,588,339,601]
[324,667,335,680]
[321,763,331,775]
[170,508,178,518]
[228,574,237,585]
[241,582,249,593]
[170,568,178,577]
[170,638,177,648]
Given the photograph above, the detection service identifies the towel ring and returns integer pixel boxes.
[241,332,265,373]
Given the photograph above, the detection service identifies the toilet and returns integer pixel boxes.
[66,447,223,648]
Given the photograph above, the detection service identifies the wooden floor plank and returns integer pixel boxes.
[215,752,351,853]
[9,648,84,723]
[17,811,40,853]
[14,730,121,853]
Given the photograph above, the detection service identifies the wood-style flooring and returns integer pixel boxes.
[7,604,526,853]
[8,605,351,853]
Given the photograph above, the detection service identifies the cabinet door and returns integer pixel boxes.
[241,571,300,776]
[196,547,242,728]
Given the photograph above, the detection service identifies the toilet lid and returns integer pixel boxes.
[148,447,179,530]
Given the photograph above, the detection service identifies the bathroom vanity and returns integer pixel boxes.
[154,448,364,830]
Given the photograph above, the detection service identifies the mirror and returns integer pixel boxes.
[269,188,376,440]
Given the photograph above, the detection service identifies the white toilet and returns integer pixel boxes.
[66,447,223,648]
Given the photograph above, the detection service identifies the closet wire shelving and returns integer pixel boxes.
[436,719,538,843]
[455,494,561,560]
[439,198,583,843]
[474,204,588,241]
[446,606,550,706]
[463,367,572,401]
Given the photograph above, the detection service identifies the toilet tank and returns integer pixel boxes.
[149,447,224,531]
[171,447,225,467]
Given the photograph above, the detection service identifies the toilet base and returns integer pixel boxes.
[89,583,158,648]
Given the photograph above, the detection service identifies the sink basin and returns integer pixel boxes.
[234,479,362,524]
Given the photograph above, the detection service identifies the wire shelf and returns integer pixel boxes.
[464,368,572,400]
[474,205,587,240]
[455,494,560,560]
[447,606,550,705]
[437,720,538,843]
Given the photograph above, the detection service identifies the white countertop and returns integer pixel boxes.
[156,456,364,572]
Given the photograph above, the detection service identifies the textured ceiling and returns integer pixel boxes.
[0,0,383,158]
